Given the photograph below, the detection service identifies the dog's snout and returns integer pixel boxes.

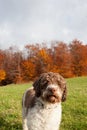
[48,87,56,93]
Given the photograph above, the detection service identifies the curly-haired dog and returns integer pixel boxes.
[22,72,67,130]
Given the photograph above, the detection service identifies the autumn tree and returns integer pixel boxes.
[21,60,36,81]
[1,47,23,84]
[51,42,73,77]
[0,50,4,69]
[0,50,6,85]
[69,39,87,76]
[23,44,40,77]
[0,69,6,84]
[0,39,87,85]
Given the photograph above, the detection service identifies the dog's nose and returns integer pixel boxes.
[48,87,56,93]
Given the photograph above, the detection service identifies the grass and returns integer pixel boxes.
[0,83,31,130]
[0,77,87,130]
[60,77,87,130]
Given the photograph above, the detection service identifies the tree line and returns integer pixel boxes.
[0,39,87,85]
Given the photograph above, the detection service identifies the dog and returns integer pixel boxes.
[22,72,67,130]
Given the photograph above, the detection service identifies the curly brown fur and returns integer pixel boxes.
[33,72,67,102]
[22,72,67,130]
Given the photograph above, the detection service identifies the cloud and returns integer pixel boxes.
[0,0,87,49]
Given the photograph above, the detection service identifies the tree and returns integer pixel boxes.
[0,69,6,82]
[21,60,36,81]
[69,39,87,76]
[2,47,23,84]
[52,42,73,77]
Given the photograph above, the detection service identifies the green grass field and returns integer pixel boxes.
[0,77,87,130]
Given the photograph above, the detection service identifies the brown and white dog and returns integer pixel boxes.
[22,72,67,130]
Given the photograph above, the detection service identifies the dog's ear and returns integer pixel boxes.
[62,84,67,102]
[55,73,67,102]
[33,77,41,97]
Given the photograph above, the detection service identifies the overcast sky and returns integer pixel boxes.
[0,0,87,49]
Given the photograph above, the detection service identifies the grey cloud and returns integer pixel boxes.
[0,0,87,49]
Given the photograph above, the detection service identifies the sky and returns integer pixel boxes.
[0,0,87,50]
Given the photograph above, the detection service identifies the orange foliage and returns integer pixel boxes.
[0,39,87,85]
[0,69,6,82]
[70,39,87,76]
[21,60,36,81]
[52,42,73,77]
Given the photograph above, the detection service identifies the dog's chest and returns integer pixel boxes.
[26,103,61,130]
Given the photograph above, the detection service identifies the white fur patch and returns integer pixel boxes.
[47,84,58,89]
[22,96,62,130]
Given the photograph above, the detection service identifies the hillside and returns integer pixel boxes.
[0,77,87,130]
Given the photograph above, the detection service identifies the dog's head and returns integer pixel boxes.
[33,72,67,104]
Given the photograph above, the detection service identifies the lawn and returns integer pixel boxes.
[0,77,87,130]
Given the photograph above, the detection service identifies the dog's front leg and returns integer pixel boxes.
[23,118,28,130]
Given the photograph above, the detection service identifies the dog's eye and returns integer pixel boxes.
[41,81,48,90]
[57,81,62,87]
[57,81,64,90]
[44,81,48,86]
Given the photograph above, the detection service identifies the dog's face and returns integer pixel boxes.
[33,72,67,104]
